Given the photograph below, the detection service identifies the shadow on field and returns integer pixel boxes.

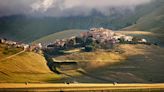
[43,44,164,83]
[43,52,61,74]
[78,46,164,83]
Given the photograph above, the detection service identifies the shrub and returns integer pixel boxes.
[75,37,84,44]
[84,45,95,52]
[118,38,125,43]
[85,37,94,45]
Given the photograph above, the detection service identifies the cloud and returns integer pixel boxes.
[0,0,152,17]
[0,0,35,16]
[31,0,55,12]
[62,0,151,8]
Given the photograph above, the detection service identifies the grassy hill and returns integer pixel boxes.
[0,44,61,83]
[1,0,161,43]
[123,0,164,33]
[0,15,135,43]
[0,0,163,43]
[0,0,164,83]
[33,29,87,44]
[0,43,23,59]
[53,44,164,83]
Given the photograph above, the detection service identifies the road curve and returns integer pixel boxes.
[0,83,164,91]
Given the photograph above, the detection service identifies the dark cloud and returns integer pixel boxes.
[0,0,151,17]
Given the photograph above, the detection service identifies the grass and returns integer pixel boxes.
[33,29,87,44]
[0,43,23,59]
[116,31,164,47]
[52,44,164,83]
[0,44,62,83]
[53,49,126,76]
[122,5,164,33]
[0,83,164,92]
[0,52,62,83]
[84,44,164,83]
[1,31,164,83]
[63,48,81,53]
[54,49,125,62]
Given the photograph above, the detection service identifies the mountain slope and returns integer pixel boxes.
[0,0,163,43]
[123,0,164,33]
[0,44,60,82]
[0,7,153,43]
[33,29,87,44]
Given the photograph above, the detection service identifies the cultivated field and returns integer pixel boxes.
[1,31,164,84]
[53,44,164,83]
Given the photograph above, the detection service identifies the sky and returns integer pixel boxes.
[0,0,152,17]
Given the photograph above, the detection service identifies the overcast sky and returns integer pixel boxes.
[0,0,152,17]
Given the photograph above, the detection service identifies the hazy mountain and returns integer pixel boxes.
[123,0,164,33]
[0,12,136,43]
[0,0,163,43]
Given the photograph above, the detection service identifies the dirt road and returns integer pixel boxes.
[0,83,164,91]
[0,50,25,62]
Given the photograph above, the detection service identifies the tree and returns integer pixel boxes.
[75,37,84,44]
[75,37,85,47]
[84,45,95,52]
[85,37,94,45]
[118,38,125,43]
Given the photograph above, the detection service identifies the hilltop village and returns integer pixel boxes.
[45,28,148,54]
[0,28,150,55]
[1,28,149,55]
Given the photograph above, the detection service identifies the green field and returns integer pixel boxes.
[123,2,164,33]
[33,29,87,44]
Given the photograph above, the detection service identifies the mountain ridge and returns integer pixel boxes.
[0,0,163,43]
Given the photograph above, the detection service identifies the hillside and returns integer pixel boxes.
[0,44,60,82]
[0,0,162,43]
[53,44,164,83]
[0,43,23,60]
[123,0,164,33]
[0,0,164,83]
[0,15,135,43]
[33,29,87,44]
[33,0,164,44]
